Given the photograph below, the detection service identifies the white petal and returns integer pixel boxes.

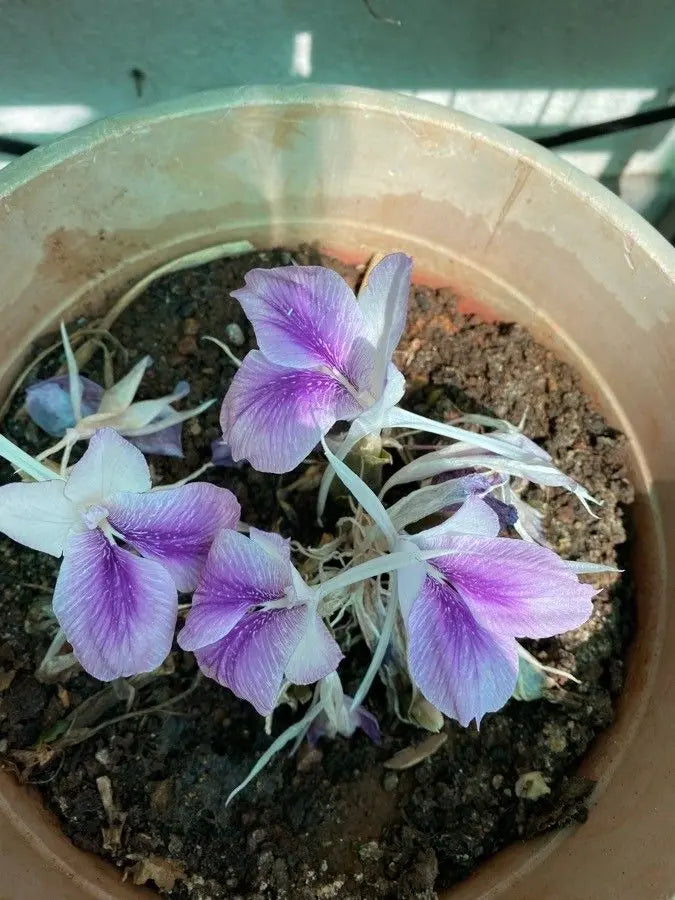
[0,479,80,556]
[97,355,152,415]
[284,610,343,685]
[64,428,151,507]
[413,495,501,543]
[320,436,398,547]
[387,474,492,532]
[567,560,621,575]
[358,253,412,395]
[383,407,532,458]
[111,382,189,431]
[60,322,83,421]
[395,554,427,621]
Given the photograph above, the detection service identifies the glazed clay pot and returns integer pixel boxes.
[0,86,673,899]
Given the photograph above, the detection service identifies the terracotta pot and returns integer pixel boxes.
[0,86,673,899]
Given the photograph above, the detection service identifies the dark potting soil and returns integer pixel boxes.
[0,247,635,899]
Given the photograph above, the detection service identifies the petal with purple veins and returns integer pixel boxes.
[178,528,290,651]
[427,534,595,638]
[231,265,371,385]
[406,574,518,726]
[107,482,240,592]
[64,428,151,506]
[194,606,306,715]
[221,350,362,473]
[249,526,291,563]
[26,375,103,436]
[53,529,177,681]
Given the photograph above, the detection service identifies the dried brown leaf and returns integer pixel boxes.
[0,669,16,692]
[96,775,127,849]
[126,856,186,891]
[383,733,448,770]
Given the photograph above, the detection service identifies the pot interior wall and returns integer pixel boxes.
[0,87,672,899]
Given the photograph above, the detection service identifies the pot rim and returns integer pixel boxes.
[1,84,674,277]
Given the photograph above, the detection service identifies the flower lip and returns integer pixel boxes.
[81,503,109,530]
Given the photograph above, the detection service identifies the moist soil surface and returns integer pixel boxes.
[0,247,634,899]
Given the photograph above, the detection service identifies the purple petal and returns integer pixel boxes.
[484,494,518,529]
[53,530,177,681]
[64,428,151,506]
[308,698,381,744]
[352,702,381,742]
[427,535,595,638]
[210,438,244,468]
[130,422,184,458]
[432,473,517,530]
[284,611,343,684]
[221,350,361,473]
[231,265,372,386]
[26,375,103,436]
[358,253,412,393]
[194,606,306,715]
[107,482,241,592]
[178,528,291,651]
[406,574,518,726]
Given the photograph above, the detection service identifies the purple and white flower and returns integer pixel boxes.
[323,440,596,727]
[0,428,240,680]
[27,324,214,469]
[178,527,344,714]
[220,259,598,528]
[26,373,187,458]
[221,254,413,473]
[178,522,419,715]
[396,497,595,725]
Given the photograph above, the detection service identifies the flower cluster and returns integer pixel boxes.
[0,252,613,799]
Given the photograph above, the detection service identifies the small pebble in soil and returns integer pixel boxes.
[383,772,399,792]
[515,772,552,800]
[225,322,245,346]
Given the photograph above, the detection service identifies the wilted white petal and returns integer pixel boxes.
[98,355,153,415]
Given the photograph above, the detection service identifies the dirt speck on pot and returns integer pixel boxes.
[0,246,634,899]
